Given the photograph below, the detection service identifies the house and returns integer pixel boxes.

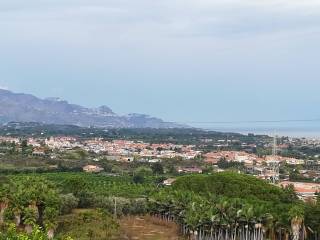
[32,148,46,157]
[178,167,203,174]
[120,156,134,163]
[163,178,176,186]
[149,159,161,163]
[285,158,305,165]
[83,165,104,173]
[280,181,320,201]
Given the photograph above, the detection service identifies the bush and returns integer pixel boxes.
[135,167,152,176]
[0,224,74,240]
[129,198,148,215]
[60,194,79,214]
[93,196,147,216]
[133,174,145,184]
[77,191,95,208]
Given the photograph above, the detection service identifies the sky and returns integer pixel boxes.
[0,0,320,126]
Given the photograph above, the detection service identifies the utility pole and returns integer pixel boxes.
[226,134,229,147]
[114,197,117,219]
[272,134,277,156]
[271,134,280,184]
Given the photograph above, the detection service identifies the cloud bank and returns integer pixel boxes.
[0,0,319,123]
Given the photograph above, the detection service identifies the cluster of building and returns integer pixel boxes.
[205,151,307,181]
[80,139,201,160]
[2,135,320,201]
[204,150,305,166]
[1,136,201,161]
[0,136,20,144]
[44,137,79,149]
[280,181,320,201]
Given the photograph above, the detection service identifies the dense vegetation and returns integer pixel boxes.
[0,171,319,239]
[151,173,320,240]
[0,122,268,145]
[0,176,64,239]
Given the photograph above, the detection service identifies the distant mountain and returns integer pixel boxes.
[0,89,182,128]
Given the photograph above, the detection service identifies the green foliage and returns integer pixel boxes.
[305,202,320,232]
[21,140,29,155]
[149,173,310,239]
[289,170,313,182]
[0,176,60,237]
[0,224,74,240]
[135,166,152,176]
[23,208,37,226]
[151,163,164,175]
[217,158,244,170]
[37,173,157,198]
[173,172,296,203]
[60,194,79,215]
[93,196,147,216]
[282,184,299,202]
[3,171,319,239]
[288,205,305,220]
[62,176,88,196]
[132,174,145,184]
[56,210,119,240]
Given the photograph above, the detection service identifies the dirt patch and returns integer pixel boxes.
[120,215,185,240]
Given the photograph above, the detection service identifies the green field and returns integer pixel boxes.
[0,172,319,239]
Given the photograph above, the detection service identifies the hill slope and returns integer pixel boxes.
[0,89,181,128]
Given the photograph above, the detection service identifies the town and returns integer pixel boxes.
[1,130,320,202]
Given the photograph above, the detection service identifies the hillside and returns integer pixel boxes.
[0,89,181,128]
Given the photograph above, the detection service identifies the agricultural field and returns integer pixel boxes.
[0,171,320,239]
[8,172,159,198]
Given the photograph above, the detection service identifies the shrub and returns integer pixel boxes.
[60,194,79,215]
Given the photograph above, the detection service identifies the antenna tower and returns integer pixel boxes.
[271,134,279,184]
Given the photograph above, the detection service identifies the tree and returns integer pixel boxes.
[135,166,152,176]
[0,183,10,225]
[21,139,29,155]
[60,194,79,214]
[150,172,312,240]
[44,207,59,239]
[283,184,298,202]
[305,203,320,234]
[156,147,163,152]
[5,177,61,238]
[133,174,145,184]
[75,149,87,159]
[167,165,178,175]
[9,142,17,155]
[63,176,88,196]
[289,206,305,240]
[23,207,37,234]
[98,209,119,239]
[151,162,164,175]
[1,223,74,240]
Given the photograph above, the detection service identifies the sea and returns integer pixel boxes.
[192,122,320,139]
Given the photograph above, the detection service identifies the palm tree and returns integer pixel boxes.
[44,207,59,239]
[12,206,22,227]
[289,206,305,240]
[0,184,10,225]
[6,176,61,236]
[23,206,37,234]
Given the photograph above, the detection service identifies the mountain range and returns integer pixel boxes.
[0,89,181,128]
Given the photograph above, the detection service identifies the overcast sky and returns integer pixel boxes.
[0,0,320,124]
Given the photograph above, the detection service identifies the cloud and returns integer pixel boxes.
[0,0,319,122]
[0,85,9,90]
[1,0,320,42]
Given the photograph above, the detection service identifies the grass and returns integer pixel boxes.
[56,209,120,240]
